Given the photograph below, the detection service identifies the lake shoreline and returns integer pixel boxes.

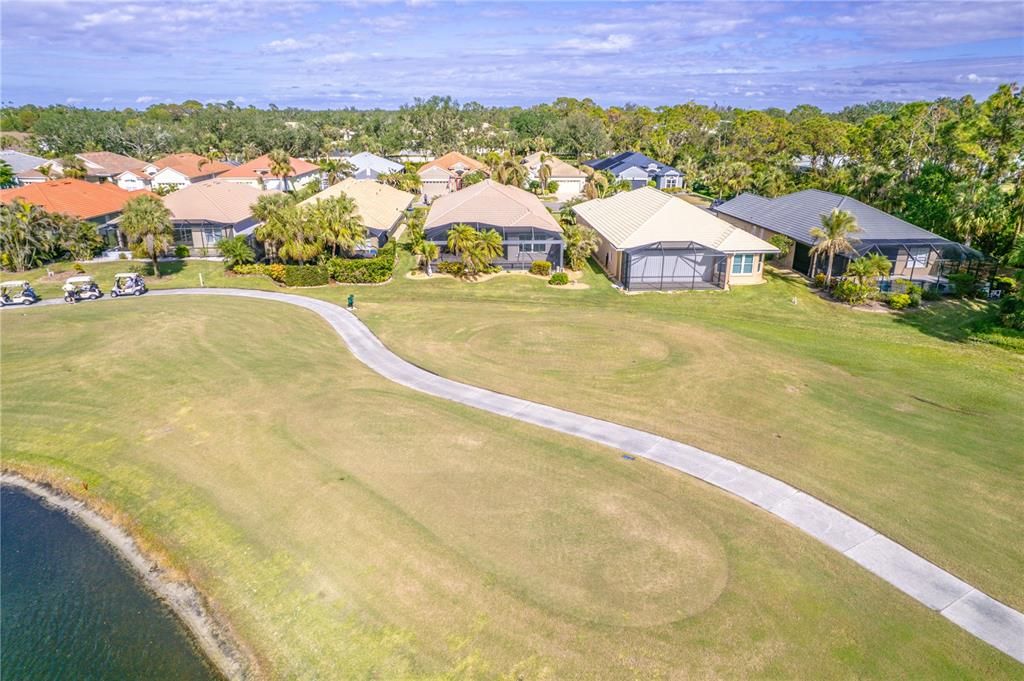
[0,471,256,680]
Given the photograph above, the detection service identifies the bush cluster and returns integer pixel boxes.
[324,244,396,284]
[529,261,552,276]
[999,291,1024,330]
[993,275,1019,293]
[436,261,465,277]
[812,272,827,288]
[283,265,328,287]
[233,262,286,282]
[174,245,190,258]
[548,272,570,286]
[946,272,978,298]
[832,279,872,305]
[887,293,912,310]
[922,287,943,301]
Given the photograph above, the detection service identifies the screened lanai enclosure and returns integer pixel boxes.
[426,224,564,270]
[793,237,984,290]
[621,241,727,291]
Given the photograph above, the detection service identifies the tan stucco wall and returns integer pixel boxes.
[578,216,623,283]
[725,253,766,286]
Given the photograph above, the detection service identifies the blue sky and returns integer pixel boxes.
[2,1,1022,111]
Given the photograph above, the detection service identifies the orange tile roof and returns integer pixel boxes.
[151,153,233,179]
[418,151,489,176]
[0,179,154,220]
[219,153,319,179]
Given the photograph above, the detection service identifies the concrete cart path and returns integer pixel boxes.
[13,289,1024,663]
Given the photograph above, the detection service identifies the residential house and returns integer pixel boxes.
[219,154,321,191]
[0,150,60,185]
[521,152,586,199]
[0,178,153,248]
[142,153,234,192]
[76,152,156,188]
[346,151,405,180]
[418,151,489,200]
[300,178,414,254]
[424,180,563,270]
[583,152,683,190]
[714,189,978,284]
[160,180,274,255]
[394,149,434,164]
[573,187,777,291]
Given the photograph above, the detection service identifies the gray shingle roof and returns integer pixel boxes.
[715,189,958,248]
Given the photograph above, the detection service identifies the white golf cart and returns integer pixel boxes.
[0,280,39,306]
[110,272,147,297]
[62,275,103,304]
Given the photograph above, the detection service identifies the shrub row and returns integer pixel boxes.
[283,265,328,287]
[234,263,287,282]
[436,261,465,276]
[324,244,396,284]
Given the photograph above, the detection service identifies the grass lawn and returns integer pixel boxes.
[2,298,1020,678]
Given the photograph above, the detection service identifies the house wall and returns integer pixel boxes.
[550,177,585,198]
[420,178,451,199]
[726,253,766,286]
[116,174,151,191]
[152,168,191,191]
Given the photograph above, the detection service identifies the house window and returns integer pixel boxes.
[174,226,194,246]
[663,175,680,189]
[201,226,224,245]
[906,248,929,268]
[732,254,755,275]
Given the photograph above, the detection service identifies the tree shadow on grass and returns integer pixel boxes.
[892,298,1000,344]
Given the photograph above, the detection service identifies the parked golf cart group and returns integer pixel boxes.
[62,273,148,303]
[0,273,148,307]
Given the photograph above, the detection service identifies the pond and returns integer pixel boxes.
[1,485,220,680]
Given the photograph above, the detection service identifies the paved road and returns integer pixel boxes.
[10,289,1024,663]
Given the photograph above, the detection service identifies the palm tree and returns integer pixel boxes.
[810,209,861,283]
[412,239,439,275]
[252,193,297,262]
[268,149,294,191]
[318,159,353,186]
[562,222,599,270]
[0,200,54,271]
[537,154,553,189]
[313,196,366,257]
[119,195,174,277]
[845,253,892,286]
[582,167,609,200]
[494,155,528,188]
[0,160,15,188]
[59,155,88,179]
[752,166,790,198]
[276,205,323,264]
[474,228,504,270]
[446,223,479,272]
[678,156,699,193]
[218,235,256,269]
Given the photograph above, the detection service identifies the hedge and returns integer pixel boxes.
[548,272,570,286]
[529,261,552,276]
[324,243,396,284]
[283,265,328,287]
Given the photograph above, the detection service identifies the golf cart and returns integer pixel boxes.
[110,272,147,297]
[62,275,103,304]
[0,280,39,306]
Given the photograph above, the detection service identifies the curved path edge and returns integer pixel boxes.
[12,288,1024,663]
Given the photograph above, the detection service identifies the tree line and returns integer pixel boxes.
[2,84,1021,257]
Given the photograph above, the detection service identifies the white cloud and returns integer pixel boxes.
[66,96,83,104]
[555,33,634,54]
[263,38,303,53]
[310,52,358,65]
[135,95,156,104]
[956,73,998,83]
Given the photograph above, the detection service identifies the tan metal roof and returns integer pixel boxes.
[300,178,413,232]
[76,151,150,176]
[162,180,274,224]
[425,180,561,232]
[521,152,586,178]
[573,187,777,252]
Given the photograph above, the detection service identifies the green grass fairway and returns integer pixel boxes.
[2,298,1019,678]
[349,256,1024,615]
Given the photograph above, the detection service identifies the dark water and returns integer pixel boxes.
[1,485,220,680]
